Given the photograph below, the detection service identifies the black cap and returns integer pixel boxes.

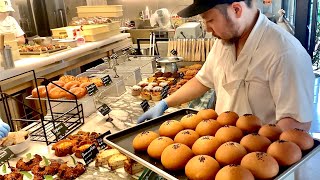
[177,0,242,17]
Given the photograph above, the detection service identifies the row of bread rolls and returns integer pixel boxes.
[31,75,103,99]
[132,109,314,180]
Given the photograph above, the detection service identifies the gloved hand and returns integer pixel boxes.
[137,100,168,124]
[0,119,10,138]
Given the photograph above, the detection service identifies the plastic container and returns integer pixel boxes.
[7,136,31,154]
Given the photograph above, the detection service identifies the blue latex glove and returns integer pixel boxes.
[137,100,168,124]
[0,120,10,138]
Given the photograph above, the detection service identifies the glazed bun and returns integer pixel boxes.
[48,81,65,89]
[49,87,67,99]
[217,111,239,126]
[215,142,247,166]
[180,114,203,130]
[195,119,221,136]
[192,136,222,156]
[32,86,49,98]
[185,155,220,180]
[65,87,86,100]
[267,140,302,166]
[240,133,271,152]
[147,137,174,160]
[215,164,254,180]
[279,128,314,151]
[236,114,261,134]
[241,152,279,179]
[64,81,81,90]
[159,120,184,138]
[258,124,283,142]
[161,143,193,171]
[215,125,243,143]
[197,109,218,120]
[174,129,199,148]
[132,131,159,151]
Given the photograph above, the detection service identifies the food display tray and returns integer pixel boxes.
[19,46,68,55]
[104,108,320,180]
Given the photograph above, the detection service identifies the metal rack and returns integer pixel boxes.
[0,70,84,145]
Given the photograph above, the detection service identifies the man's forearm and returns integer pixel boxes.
[165,77,210,107]
[277,117,311,131]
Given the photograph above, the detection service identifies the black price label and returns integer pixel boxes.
[140,100,150,112]
[110,53,118,59]
[163,85,170,92]
[173,79,177,84]
[101,75,112,86]
[51,123,68,140]
[0,147,14,166]
[96,130,111,150]
[161,85,170,99]
[86,83,99,96]
[98,104,112,116]
[179,72,184,78]
[82,144,99,166]
[170,49,178,56]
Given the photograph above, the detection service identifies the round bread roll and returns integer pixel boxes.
[174,129,199,148]
[180,114,203,130]
[80,82,93,89]
[279,128,314,151]
[217,111,239,126]
[215,164,255,180]
[215,142,247,166]
[240,133,271,152]
[267,140,302,166]
[159,120,184,138]
[192,136,222,156]
[59,75,76,83]
[64,81,81,90]
[258,124,283,142]
[65,87,86,100]
[185,155,220,180]
[195,119,221,136]
[236,114,261,134]
[48,81,65,89]
[215,125,243,143]
[147,137,174,160]
[241,152,279,179]
[49,87,67,99]
[132,131,159,151]
[161,143,194,171]
[197,109,218,120]
[32,86,49,98]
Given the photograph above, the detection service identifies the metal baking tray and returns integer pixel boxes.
[104,108,320,180]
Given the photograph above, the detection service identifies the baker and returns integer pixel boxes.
[138,0,315,131]
[0,0,25,44]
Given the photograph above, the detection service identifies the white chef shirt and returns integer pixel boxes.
[196,11,315,124]
[0,16,24,37]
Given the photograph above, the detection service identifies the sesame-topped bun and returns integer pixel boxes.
[240,133,271,152]
[147,137,174,160]
[215,164,255,180]
[241,152,279,179]
[215,142,247,166]
[267,140,302,166]
[195,119,221,136]
[161,143,193,171]
[197,109,218,120]
[180,114,203,130]
[192,136,222,156]
[185,155,220,180]
[215,125,243,143]
[217,111,239,126]
[279,128,314,151]
[174,129,200,148]
[236,114,261,134]
[132,131,159,151]
[159,120,184,138]
[258,124,283,142]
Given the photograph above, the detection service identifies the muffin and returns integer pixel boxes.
[148,82,158,87]
[195,119,221,136]
[137,81,149,88]
[140,86,152,100]
[174,129,200,148]
[151,86,163,101]
[131,85,142,96]
[159,120,184,138]
[132,131,159,151]
[185,155,220,180]
[159,82,168,88]
[161,143,193,171]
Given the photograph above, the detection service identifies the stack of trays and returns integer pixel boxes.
[77,5,123,18]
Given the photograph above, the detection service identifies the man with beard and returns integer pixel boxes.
[137,0,314,131]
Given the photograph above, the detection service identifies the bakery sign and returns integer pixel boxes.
[86,83,99,96]
[101,75,112,86]
[0,147,14,166]
[82,144,99,165]
[140,100,150,112]
[51,123,68,140]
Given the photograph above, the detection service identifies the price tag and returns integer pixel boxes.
[140,100,150,112]
[98,104,112,116]
[0,147,14,166]
[163,85,170,92]
[173,79,177,85]
[86,83,99,96]
[170,49,178,56]
[110,53,119,59]
[96,130,111,150]
[161,85,169,99]
[101,75,112,86]
[51,123,68,140]
[82,144,99,166]
[179,72,184,78]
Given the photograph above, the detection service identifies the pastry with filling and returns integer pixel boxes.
[16,154,42,171]
[31,157,61,176]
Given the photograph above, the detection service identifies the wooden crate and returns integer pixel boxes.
[76,5,123,13]
[77,11,123,18]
